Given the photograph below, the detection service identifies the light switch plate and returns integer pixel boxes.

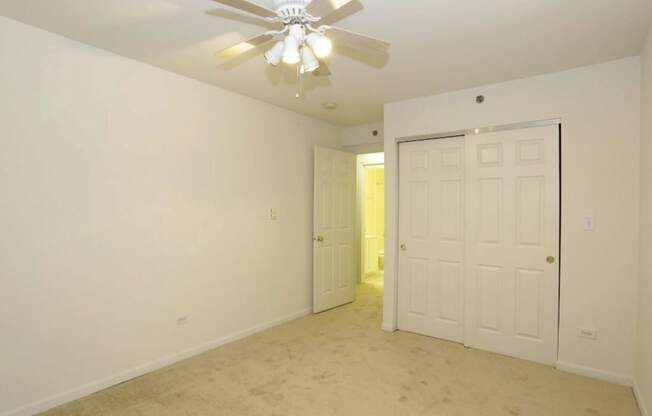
[583,216,594,231]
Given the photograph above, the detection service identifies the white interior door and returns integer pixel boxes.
[313,148,356,313]
[464,125,560,365]
[398,137,466,342]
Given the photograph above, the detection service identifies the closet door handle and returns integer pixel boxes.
[400,244,407,251]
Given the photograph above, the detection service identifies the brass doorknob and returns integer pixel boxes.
[314,236,324,242]
[547,256,556,264]
[400,244,407,251]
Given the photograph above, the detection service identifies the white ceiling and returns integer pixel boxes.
[1,0,651,126]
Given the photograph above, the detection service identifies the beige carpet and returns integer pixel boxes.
[40,274,640,416]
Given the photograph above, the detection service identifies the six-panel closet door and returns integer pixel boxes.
[464,125,560,365]
[398,137,466,343]
[398,125,560,366]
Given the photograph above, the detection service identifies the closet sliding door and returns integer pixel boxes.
[397,124,560,366]
[464,125,560,365]
[398,137,466,343]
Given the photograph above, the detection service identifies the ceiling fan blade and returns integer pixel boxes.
[305,0,354,18]
[212,0,277,18]
[206,9,282,30]
[324,26,390,52]
[216,33,275,59]
[313,59,331,77]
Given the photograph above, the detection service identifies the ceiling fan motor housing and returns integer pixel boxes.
[273,0,311,19]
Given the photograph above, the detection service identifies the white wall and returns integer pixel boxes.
[384,58,641,384]
[0,17,341,416]
[342,122,384,154]
[637,26,652,416]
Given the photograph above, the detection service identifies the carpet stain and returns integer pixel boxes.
[506,406,521,416]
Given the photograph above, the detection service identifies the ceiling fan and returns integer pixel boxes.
[212,0,390,97]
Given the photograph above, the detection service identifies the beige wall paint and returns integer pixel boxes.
[637,26,652,416]
[342,142,384,155]
[0,17,341,416]
[342,122,384,154]
[384,58,641,384]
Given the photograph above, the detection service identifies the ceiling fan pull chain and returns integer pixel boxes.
[296,63,302,99]
[294,60,306,99]
[300,65,305,98]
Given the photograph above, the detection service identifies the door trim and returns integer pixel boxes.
[395,118,562,144]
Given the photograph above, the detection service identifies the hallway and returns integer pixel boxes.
[41,277,639,416]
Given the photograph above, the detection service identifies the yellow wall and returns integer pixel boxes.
[364,166,385,275]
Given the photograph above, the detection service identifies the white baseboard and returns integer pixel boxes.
[634,380,649,416]
[555,361,633,386]
[1,308,311,416]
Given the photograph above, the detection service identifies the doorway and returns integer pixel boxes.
[397,124,561,366]
[312,149,384,314]
[357,153,385,291]
[363,165,385,280]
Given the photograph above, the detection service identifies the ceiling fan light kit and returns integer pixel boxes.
[213,0,390,98]
[305,32,332,58]
[264,40,285,66]
[301,46,320,72]
[282,25,303,64]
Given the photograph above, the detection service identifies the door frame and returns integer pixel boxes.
[389,118,562,349]
[356,153,385,283]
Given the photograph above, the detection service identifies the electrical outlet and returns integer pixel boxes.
[578,327,597,340]
[270,208,278,221]
[177,316,189,326]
